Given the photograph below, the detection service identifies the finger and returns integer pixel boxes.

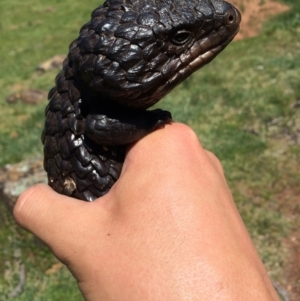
[123,122,224,180]
[117,123,228,199]
[123,123,202,172]
[115,123,212,198]
[131,122,225,178]
[14,184,107,261]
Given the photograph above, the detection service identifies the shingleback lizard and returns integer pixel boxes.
[42,0,241,201]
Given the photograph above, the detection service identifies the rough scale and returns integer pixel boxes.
[42,0,241,201]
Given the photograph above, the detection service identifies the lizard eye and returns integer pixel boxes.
[171,30,192,45]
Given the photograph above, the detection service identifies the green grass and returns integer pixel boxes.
[0,0,102,165]
[1,0,300,299]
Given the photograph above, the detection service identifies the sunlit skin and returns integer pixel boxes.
[15,123,280,301]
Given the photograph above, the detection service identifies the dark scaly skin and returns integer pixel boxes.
[42,0,241,201]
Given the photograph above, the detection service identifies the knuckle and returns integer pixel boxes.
[168,123,202,149]
[205,151,225,175]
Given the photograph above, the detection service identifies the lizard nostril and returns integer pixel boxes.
[225,8,241,26]
[228,14,235,23]
[226,7,242,27]
[226,10,236,25]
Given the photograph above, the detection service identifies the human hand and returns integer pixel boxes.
[14,123,279,301]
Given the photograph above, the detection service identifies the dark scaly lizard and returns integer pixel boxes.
[42,0,241,201]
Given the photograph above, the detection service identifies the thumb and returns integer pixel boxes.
[13,184,107,261]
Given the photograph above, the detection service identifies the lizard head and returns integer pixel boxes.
[67,0,241,109]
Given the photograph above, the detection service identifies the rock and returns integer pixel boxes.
[6,89,47,105]
[0,157,47,213]
[290,100,300,109]
[37,55,66,72]
[6,93,20,104]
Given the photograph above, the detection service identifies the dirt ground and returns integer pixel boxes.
[232,1,300,300]
[232,0,290,40]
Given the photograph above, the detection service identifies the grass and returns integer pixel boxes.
[0,0,103,166]
[0,0,299,299]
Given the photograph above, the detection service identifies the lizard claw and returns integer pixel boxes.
[149,109,173,130]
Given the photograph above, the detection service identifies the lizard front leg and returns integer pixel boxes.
[84,108,172,146]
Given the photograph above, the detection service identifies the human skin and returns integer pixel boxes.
[14,123,280,301]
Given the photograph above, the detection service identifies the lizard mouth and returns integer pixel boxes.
[140,24,240,110]
[189,27,239,72]
[166,6,241,88]
[165,27,239,89]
